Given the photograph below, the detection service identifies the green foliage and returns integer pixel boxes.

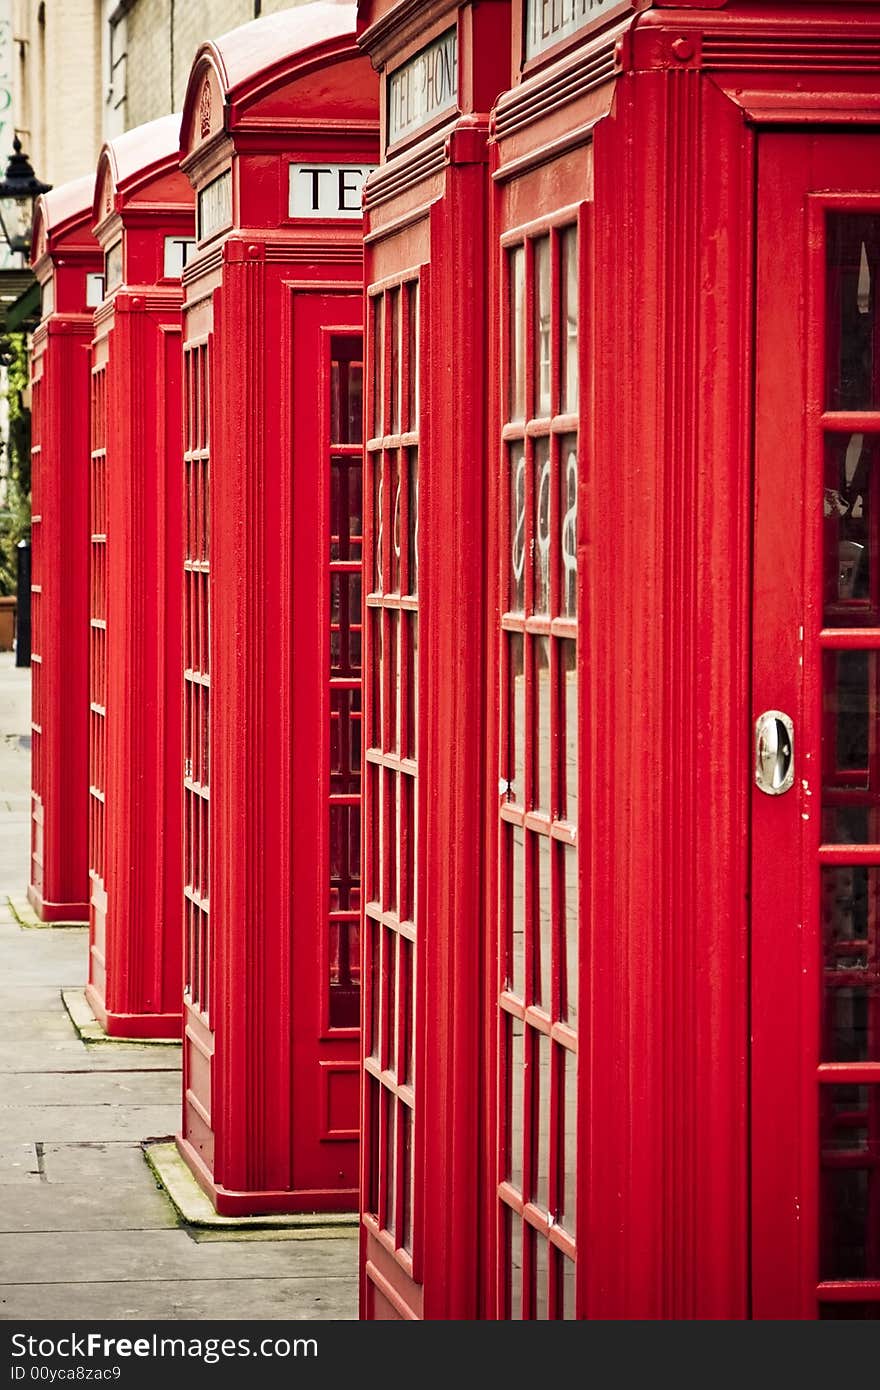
[0,332,31,596]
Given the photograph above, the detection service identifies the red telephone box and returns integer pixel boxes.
[175,6,378,1215]
[28,178,103,923]
[86,116,193,1038]
[359,0,880,1322]
[356,0,510,1319]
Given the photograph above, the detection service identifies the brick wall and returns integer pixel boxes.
[127,0,324,125]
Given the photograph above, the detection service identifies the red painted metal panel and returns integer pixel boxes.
[752,132,880,1321]
[85,118,193,1038]
[27,179,102,922]
[175,10,378,1215]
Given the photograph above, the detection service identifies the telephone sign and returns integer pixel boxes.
[288,164,375,219]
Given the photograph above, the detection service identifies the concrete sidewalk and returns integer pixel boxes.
[0,654,357,1320]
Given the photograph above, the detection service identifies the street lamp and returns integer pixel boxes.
[0,138,50,258]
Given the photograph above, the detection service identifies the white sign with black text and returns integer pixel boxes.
[197,170,232,243]
[163,236,196,277]
[288,164,376,220]
[86,273,105,308]
[524,0,622,59]
[387,28,458,147]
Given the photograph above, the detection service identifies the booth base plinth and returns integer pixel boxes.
[13,892,87,927]
[175,1133,359,1220]
[72,986,182,1043]
[157,1141,358,1231]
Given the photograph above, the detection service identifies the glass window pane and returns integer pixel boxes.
[534,236,551,417]
[372,295,384,437]
[822,866,880,1062]
[537,835,552,1013]
[511,824,525,998]
[407,447,418,596]
[508,1208,524,1319]
[509,630,525,804]
[535,1031,551,1210]
[534,438,551,615]
[560,1044,577,1234]
[561,436,577,618]
[564,844,578,1026]
[509,246,525,422]
[824,434,877,623]
[510,448,526,614]
[562,638,577,822]
[820,1084,880,1280]
[407,280,419,432]
[389,288,400,435]
[535,1233,549,1320]
[534,635,551,813]
[560,227,578,414]
[827,214,880,411]
[509,1016,524,1192]
[821,649,880,844]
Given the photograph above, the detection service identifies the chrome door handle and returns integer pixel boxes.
[755,710,795,796]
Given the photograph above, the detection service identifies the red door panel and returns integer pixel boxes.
[753,131,880,1320]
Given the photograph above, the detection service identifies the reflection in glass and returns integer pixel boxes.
[536,1032,551,1210]
[511,824,525,997]
[535,1232,549,1320]
[560,1044,577,1234]
[561,1254,577,1320]
[562,639,577,822]
[824,434,876,622]
[565,844,578,1026]
[534,439,551,614]
[372,295,384,437]
[509,1209,523,1320]
[535,636,551,812]
[509,631,525,803]
[407,280,419,431]
[561,439,577,618]
[822,649,880,843]
[827,214,880,411]
[407,448,419,595]
[402,1104,413,1254]
[389,288,400,435]
[509,1017,524,1190]
[509,246,526,421]
[510,448,526,613]
[535,236,552,417]
[820,1085,880,1280]
[537,835,552,1013]
[822,866,880,1062]
[560,227,578,414]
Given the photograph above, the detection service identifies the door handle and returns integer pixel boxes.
[755,710,795,796]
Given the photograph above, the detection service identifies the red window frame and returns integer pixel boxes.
[88,361,109,956]
[183,336,211,1020]
[495,204,586,1319]
[362,267,422,1278]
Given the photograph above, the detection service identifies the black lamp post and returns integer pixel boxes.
[0,138,50,259]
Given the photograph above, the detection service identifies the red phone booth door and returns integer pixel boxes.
[753,132,880,1319]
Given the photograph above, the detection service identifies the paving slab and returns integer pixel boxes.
[41,1142,171,1185]
[2,1071,182,1107]
[0,1276,356,1321]
[0,1228,358,1284]
[0,1106,179,1143]
[0,1011,80,1039]
[0,1181,180,1232]
[0,1142,40,1183]
[0,987,65,1012]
